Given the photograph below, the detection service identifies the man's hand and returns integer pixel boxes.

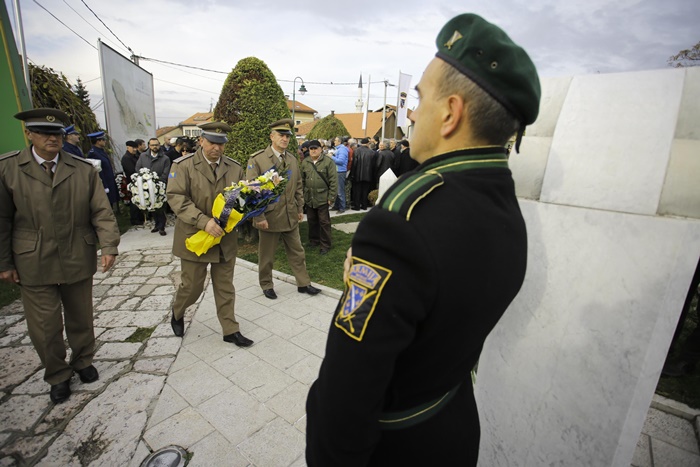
[101,254,116,273]
[0,269,20,284]
[343,248,353,284]
[298,212,304,221]
[256,219,269,230]
[204,218,225,237]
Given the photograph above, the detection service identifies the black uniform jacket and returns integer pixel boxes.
[306,146,528,465]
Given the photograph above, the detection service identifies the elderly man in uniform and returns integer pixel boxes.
[167,121,253,347]
[306,13,540,466]
[246,119,321,300]
[0,108,120,403]
[301,140,338,255]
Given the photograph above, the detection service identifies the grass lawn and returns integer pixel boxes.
[237,212,365,291]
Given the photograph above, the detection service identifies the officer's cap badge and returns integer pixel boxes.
[444,30,463,50]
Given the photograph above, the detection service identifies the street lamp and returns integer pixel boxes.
[381,79,395,141]
[292,77,307,132]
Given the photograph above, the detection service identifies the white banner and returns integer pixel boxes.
[99,40,156,172]
[362,74,370,131]
[396,72,412,128]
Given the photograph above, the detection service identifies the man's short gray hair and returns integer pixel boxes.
[436,60,519,146]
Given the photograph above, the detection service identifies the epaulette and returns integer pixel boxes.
[173,153,195,164]
[0,150,20,161]
[378,171,444,221]
[223,157,241,166]
[250,149,265,157]
[71,155,94,165]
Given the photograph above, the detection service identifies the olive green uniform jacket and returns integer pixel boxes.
[0,147,120,286]
[246,145,304,232]
[167,148,244,262]
[301,154,338,209]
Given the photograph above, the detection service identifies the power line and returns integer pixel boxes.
[32,0,97,50]
[153,77,219,95]
[79,0,132,55]
[138,56,229,74]
[62,0,128,55]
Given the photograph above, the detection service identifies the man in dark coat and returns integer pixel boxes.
[393,139,419,176]
[87,131,120,208]
[349,138,375,210]
[121,140,144,225]
[135,138,171,235]
[306,13,541,466]
[374,140,396,187]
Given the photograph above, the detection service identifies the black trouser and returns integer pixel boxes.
[129,202,144,225]
[352,181,371,209]
[153,208,166,231]
[306,203,332,250]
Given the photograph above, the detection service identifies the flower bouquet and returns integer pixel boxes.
[128,168,167,211]
[115,173,131,203]
[186,169,288,256]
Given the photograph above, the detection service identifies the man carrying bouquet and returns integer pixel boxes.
[166,121,253,347]
[246,118,321,300]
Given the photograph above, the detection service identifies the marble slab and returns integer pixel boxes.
[475,200,700,466]
[510,136,551,200]
[540,69,686,215]
[658,139,700,219]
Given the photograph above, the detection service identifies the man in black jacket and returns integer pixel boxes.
[135,138,171,235]
[121,141,143,225]
[306,12,541,466]
[349,138,375,210]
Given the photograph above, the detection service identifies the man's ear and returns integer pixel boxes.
[440,95,465,138]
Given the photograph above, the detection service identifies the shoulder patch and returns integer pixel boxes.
[379,171,444,221]
[173,153,194,164]
[334,257,393,342]
[0,150,20,161]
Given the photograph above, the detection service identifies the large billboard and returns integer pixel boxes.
[99,40,155,169]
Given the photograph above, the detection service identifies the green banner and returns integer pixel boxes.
[1,2,30,153]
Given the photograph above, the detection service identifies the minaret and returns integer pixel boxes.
[355,74,364,113]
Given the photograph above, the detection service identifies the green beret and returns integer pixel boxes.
[435,13,541,127]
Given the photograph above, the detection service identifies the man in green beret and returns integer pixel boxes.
[0,108,120,404]
[306,13,540,465]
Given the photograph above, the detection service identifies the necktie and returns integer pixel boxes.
[42,161,55,179]
[211,162,218,175]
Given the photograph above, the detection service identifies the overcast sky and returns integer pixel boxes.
[5,0,699,129]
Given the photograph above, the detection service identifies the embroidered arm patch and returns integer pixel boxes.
[334,257,392,342]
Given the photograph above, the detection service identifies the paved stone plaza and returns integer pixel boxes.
[0,216,698,466]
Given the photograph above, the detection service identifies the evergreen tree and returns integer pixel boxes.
[213,57,296,164]
[307,114,350,141]
[29,64,101,154]
[73,77,91,107]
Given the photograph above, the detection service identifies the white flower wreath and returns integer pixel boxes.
[128,168,167,211]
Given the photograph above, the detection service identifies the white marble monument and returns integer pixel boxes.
[476,67,700,466]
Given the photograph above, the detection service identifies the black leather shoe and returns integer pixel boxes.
[171,310,184,337]
[223,331,254,347]
[298,284,321,295]
[50,380,71,403]
[319,249,329,255]
[159,230,166,236]
[263,289,277,299]
[151,227,159,233]
[77,364,99,383]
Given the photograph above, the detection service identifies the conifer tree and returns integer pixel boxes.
[307,114,350,141]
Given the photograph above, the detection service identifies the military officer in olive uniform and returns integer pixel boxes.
[246,119,321,299]
[306,14,541,466]
[0,108,120,404]
[167,121,253,347]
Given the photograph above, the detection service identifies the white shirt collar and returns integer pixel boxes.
[32,147,59,167]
